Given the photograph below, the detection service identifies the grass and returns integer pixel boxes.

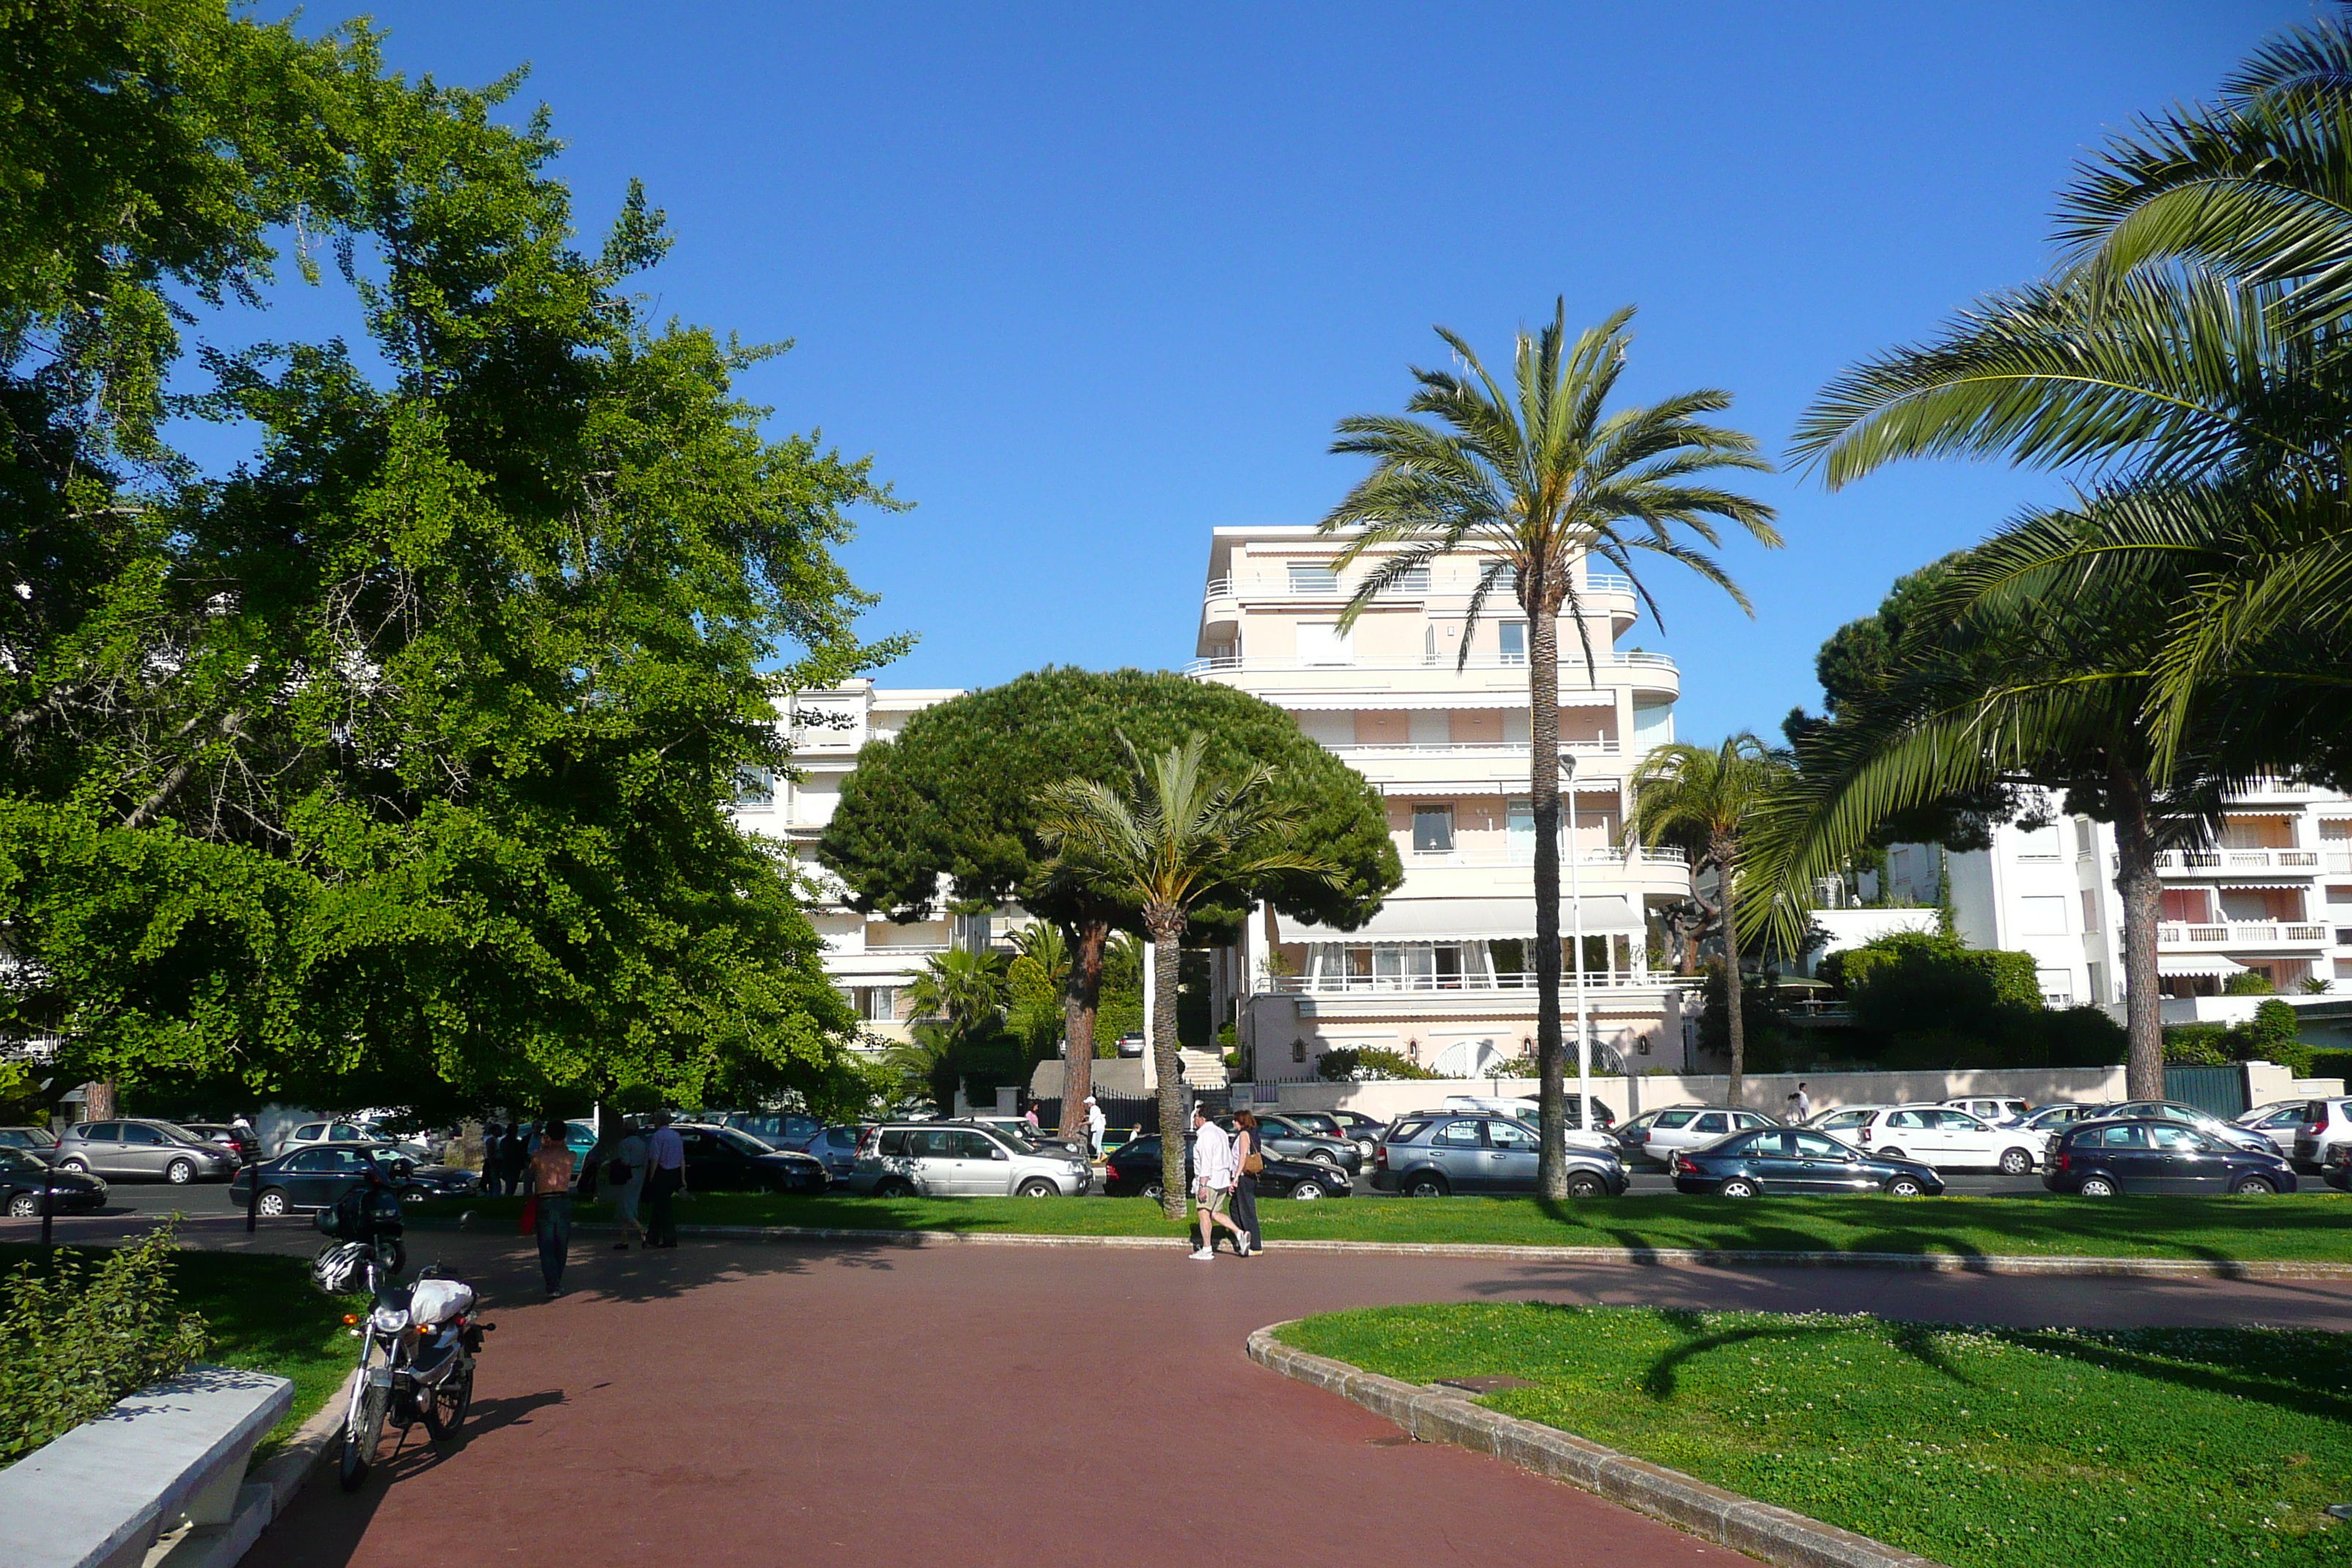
[0,1244,357,1463]
[1278,1303,2352,1568]
[410,1188,2352,1263]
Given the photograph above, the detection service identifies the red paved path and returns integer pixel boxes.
[192,1224,2352,1568]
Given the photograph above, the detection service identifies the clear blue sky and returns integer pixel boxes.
[270,1,2302,740]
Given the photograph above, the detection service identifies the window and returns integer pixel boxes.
[1485,1120,1536,1150]
[329,1125,362,1142]
[1433,1120,1484,1147]
[733,767,774,808]
[1292,1038,1307,1063]
[2016,821,2063,860]
[954,1131,1001,1159]
[1733,1112,1772,1129]
[1412,804,1456,854]
[1792,1131,1849,1158]
[2037,970,2074,1007]
[1654,1109,1697,1129]
[1295,622,1353,666]
[1506,799,1536,864]
[286,1149,335,1172]
[1886,1110,1926,1130]
[2148,1125,2206,1152]
[2075,819,2095,855]
[1498,622,1528,664]
[2087,961,2107,1003]
[124,1124,162,1145]
[1819,1110,1869,1130]
[878,1129,911,1156]
[2093,1124,2147,1148]
[1385,565,1431,593]
[1692,1112,1728,1134]
[1389,1120,1432,1144]
[294,1123,325,1142]
[1632,700,1673,749]
[1287,563,1338,595]
[2019,895,2069,935]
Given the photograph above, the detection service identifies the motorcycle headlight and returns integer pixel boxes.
[371,1305,412,1334]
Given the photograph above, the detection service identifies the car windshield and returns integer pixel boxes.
[147,1121,207,1145]
[716,1127,777,1157]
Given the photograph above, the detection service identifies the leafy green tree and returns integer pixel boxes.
[1627,735,1792,1107]
[817,668,1397,1145]
[1039,735,1340,1217]
[1321,302,1779,1196]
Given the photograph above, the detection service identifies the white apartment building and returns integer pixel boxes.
[1191,525,1697,1080]
[727,679,963,1042]
[1884,783,2352,1012]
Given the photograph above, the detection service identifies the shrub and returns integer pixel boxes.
[2164,1024,2231,1066]
[1316,1047,1436,1082]
[2224,970,2275,995]
[2310,1049,2352,1084]
[1840,930,2040,1028]
[0,1224,211,1463]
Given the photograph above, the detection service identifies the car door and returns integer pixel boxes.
[1680,1111,1732,1154]
[1876,1109,1934,1164]
[1734,1130,1806,1192]
[119,1122,173,1177]
[1480,1117,1539,1192]
[900,1127,964,1194]
[2146,1124,2228,1193]
[2087,1122,2157,1189]
[1934,1109,1997,1168]
[1790,1128,1874,1193]
[1427,1118,1488,1190]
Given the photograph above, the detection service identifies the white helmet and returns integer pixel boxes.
[312,1242,372,1295]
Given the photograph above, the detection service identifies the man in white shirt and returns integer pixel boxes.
[643,1113,687,1248]
[1085,1096,1107,1158]
[1188,1107,1251,1259]
[1787,1083,1812,1123]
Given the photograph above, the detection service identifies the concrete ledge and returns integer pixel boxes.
[443,1215,2352,1280]
[1246,1324,1948,1568]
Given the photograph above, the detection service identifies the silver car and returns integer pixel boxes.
[2236,1100,2309,1158]
[848,1122,1092,1197]
[55,1120,239,1184]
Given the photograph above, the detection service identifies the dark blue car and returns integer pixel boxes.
[2044,1117,2296,1196]
[1669,1126,1943,1197]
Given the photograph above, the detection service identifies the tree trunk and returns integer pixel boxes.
[1527,573,1568,1199]
[1058,918,1107,1147]
[1146,908,1189,1219]
[83,1079,116,1123]
[1714,839,1746,1109]
[2108,759,2165,1100]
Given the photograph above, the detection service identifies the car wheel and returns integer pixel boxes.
[2076,1175,2119,1197]
[1139,1180,1165,1203]
[1403,1172,1449,1199]
[1567,1172,1606,1199]
[164,1158,196,1185]
[1718,1177,1759,1199]
[1290,1180,1325,1202]
[58,1158,88,1174]
[1999,1147,2032,1176]
[7,1192,38,1218]
[872,1177,914,1199]
[1882,1175,1925,1198]
[1308,1150,1341,1166]
[2231,1175,2277,1196]
[399,1186,429,1205]
[1017,1177,1058,1198]
[256,1188,289,1217]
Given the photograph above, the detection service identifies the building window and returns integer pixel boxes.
[1295,622,1353,666]
[2087,961,2107,1004]
[842,986,897,1022]
[734,767,774,808]
[2037,970,2074,1007]
[2016,822,2062,860]
[1412,804,1456,854]
[1499,622,1528,664]
[2080,887,2101,931]
[1287,563,1338,595]
[2074,819,2095,855]
[1292,1037,1307,1063]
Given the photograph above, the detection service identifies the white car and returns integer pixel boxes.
[1619,1105,1780,1164]
[1941,1096,2030,1127]
[281,1120,434,1164]
[1811,1103,2040,1174]
[2236,1100,2309,1158]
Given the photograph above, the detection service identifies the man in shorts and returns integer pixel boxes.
[1187,1105,1251,1259]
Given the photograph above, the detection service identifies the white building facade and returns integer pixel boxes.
[1885,783,2352,1011]
[1191,526,1698,1081]
[727,679,963,1043]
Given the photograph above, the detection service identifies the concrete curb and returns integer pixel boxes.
[432,1215,2352,1280]
[1246,1324,1951,1568]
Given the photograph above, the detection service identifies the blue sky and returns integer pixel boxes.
[265,1,2302,740]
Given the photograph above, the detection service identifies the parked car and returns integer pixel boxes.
[1281,1110,1379,1159]
[718,1109,826,1153]
[1806,1104,2040,1174]
[800,1123,872,1180]
[2322,1143,2352,1192]
[668,1123,830,1194]
[54,1120,240,1184]
[2020,1104,2103,1139]
[2094,1100,2279,1158]
[0,1126,59,1154]
[1217,1115,1362,1175]
[1621,1105,1781,1165]
[1668,1127,1944,1198]
[280,1120,434,1164]
[848,1122,1090,1197]
[227,1143,474,1215]
[965,1116,1085,1156]
[2290,1098,2352,1171]
[2236,1100,2310,1158]
[1442,1093,1616,1130]
[1941,1096,2031,1127]
[1373,1112,1627,1198]
[178,1121,262,1162]
[1101,1136,1353,1202]
[2045,1117,2296,1196]
[0,1145,107,1217]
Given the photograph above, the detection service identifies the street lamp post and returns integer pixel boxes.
[1561,755,1591,1134]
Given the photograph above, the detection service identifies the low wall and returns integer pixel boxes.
[1254,1064,2130,1121]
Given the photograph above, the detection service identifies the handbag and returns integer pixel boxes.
[1241,1134,1264,1176]
[519,1193,539,1233]
[606,1156,633,1186]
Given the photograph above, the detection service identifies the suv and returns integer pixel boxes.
[2290,1098,2352,1171]
[55,1120,240,1184]
[1373,1112,1626,1199]
[1618,1106,1779,1165]
[1807,1104,2040,1174]
[849,1122,1092,1198]
[1442,1093,1616,1131]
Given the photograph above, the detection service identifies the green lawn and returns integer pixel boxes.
[1278,1303,2352,1568]
[411,1188,2352,1263]
[0,1245,357,1463]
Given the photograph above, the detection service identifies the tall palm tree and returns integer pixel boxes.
[1039,734,1339,1218]
[902,947,1007,1041]
[1322,301,1780,1196]
[1627,734,1792,1107]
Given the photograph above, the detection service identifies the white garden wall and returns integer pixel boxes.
[1256,1064,2130,1121]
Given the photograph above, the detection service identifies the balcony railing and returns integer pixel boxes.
[1203,576,1234,602]
[1330,740,1620,759]
[2157,921,2329,946]
[1580,573,1635,594]
[1183,651,1677,677]
[1266,969,1661,996]
[1205,570,1635,603]
[2130,848,2323,872]
[1401,845,1691,870]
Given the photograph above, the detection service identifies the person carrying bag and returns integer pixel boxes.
[1229,1110,1264,1257]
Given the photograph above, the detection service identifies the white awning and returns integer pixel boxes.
[1281,690,1618,712]
[2158,954,2250,979]
[2215,881,2310,892]
[1291,894,1644,941]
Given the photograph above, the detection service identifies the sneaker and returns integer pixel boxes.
[1188,1247,1214,1261]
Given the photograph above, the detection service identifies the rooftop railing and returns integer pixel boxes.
[1183,650,1676,677]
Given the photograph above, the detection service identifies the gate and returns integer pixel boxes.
[2162,1064,2249,1118]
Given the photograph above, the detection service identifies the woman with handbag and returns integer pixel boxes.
[608,1117,649,1251]
[1231,1110,1264,1256]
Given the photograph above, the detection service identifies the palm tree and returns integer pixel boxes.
[1039,734,1339,1218]
[1322,301,1780,1196]
[1627,734,1792,1107]
[902,947,1007,1041]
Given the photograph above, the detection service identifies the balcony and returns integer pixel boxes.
[1398,845,1686,870]
[1264,969,1666,998]
[2157,921,2330,948]
[2130,848,2324,874]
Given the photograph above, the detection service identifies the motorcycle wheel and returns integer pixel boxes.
[339,1372,388,1491]
[423,1365,473,1441]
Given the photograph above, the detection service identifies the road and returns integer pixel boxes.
[24,1208,2349,1568]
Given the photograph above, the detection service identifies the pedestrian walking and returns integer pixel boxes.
[499,1123,529,1194]
[1229,1110,1263,1256]
[1187,1105,1250,1260]
[643,1111,686,1248]
[1085,1096,1106,1158]
[608,1117,649,1251]
[1023,1103,1040,1135]
[1787,1082,1812,1123]
[527,1117,576,1297]
[480,1121,505,1196]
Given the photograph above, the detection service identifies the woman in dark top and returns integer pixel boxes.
[1230,1111,1262,1256]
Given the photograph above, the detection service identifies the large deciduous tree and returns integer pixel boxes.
[817,667,1398,1147]
[1321,302,1779,1196]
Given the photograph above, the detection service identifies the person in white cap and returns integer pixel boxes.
[1085,1095,1106,1158]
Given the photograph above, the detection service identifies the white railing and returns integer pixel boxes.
[1183,651,1677,677]
[1202,576,1234,601]
[1267,970,1659,996]
[2332,851,2352,874]
[2136,848,2323,872]
[1331,741,1620,759]
[2157,922,2329,946]
[1207,569,1635,603]
[1400,845,1690,870]
[1580,573,1635,594]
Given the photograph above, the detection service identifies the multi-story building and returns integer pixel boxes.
[1884,783,2352,1011]
[727,679,963,1042]
[1191,525,1698,1079]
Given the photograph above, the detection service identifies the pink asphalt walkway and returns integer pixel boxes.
[131,1218,2352,1568]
